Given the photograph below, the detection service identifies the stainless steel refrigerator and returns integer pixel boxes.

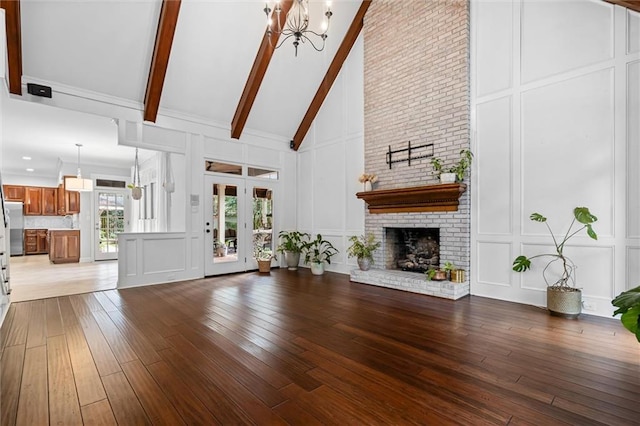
[5,202,24,256]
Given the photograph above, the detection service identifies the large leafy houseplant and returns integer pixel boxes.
[347,234,380,271]
[512,207,598,317]
[277,231,310,270]
[302,234,338,275]
[612,286,640,342]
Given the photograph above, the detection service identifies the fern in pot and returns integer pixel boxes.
[512,207,598,318]
[347,234,380,271]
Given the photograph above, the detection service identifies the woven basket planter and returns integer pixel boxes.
[547,287,582,319]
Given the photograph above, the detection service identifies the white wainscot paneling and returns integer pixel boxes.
[143,238,185,272]
[476,0,512,97]
[520,244,613,298]
[627,247,640,289]
[627,61,640,238]
[477,96,512,235]
[297,151,314,231]
[190,236,200,270]
[571,246,615,299]
[345,135,365,231]
[522,69,614,236]
[521,0,613,83]
[246,145,280,168]
[324,234,346,267]
[476,241,512,287]
[203,136,243,162]
[313,145,345,231]
[118,232,199,288]
[629,9,640,54]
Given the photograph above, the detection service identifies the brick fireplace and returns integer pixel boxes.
[350,0,471,300]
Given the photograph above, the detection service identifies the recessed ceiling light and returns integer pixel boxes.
[26,168,34,172]
[22,156,32,160]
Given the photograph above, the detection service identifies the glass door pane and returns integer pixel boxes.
[204,175,246,276]
[252,186,274,263]
[96,191,125,261]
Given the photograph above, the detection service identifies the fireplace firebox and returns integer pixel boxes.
[385,228,440,273]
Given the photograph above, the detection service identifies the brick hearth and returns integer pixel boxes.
[350,269,469,300]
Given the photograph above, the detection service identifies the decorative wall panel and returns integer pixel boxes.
[628,61,640,238]
[477,96,512,235]
[628,9,640,54]
[476,1,512,97]
[521,69,614,237]
[477,242,512,286]
[521,0,613,83]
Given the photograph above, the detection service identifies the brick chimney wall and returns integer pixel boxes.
[363,0,471,272]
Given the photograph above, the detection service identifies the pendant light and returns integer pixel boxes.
[65,144,93,192]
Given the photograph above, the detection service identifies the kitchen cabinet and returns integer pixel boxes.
[24,229,48,254]
[3,185,25,202]
[58,181,80,215]
[48,230,80,264]
[24,187,43,215]
[42,187,58,215]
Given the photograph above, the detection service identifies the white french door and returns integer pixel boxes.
[94,189,127,261]
[204,175,247,275]
[204,175,278,276]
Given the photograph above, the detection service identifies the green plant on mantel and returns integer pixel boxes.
[430,149,473,181]
[612,285,640,342]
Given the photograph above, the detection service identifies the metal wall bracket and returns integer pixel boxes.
[385,141,434,169]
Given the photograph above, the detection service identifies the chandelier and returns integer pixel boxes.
[264,0,333,56]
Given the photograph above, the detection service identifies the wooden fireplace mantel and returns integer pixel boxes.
[356,183,467,214]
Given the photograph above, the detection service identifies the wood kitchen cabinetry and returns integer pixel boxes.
[3,185,25,202]
[48,230,80,264]
[2,184,79,215]
[24,187,43,215]
[42,187,58,215]
[58,181,80,215]
[24,229,48,254]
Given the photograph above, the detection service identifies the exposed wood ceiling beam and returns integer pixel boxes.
[291,0,371,151]
[231,0,294,140]
[603,0,640,12]
[143,0,182,123]
[1,0,23,95]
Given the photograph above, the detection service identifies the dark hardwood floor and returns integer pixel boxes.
[1,269,638,425]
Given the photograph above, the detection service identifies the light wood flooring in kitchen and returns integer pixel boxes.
[8,255,117,302]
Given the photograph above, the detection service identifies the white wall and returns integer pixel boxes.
[471,0,640,317]
[297,35,365,274]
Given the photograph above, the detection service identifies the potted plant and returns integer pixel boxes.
[254,233,276,273]
[430,149,473,183]
[426,267,447,281]
[254,245,276,273]
[347,234,380,271]
[612,285,640,342]
[442,261,465,282]
[302,234,338,275]
[127,183,143,200]
[513,207,598,318]
[214,241,228,257]
[277,231,310,270]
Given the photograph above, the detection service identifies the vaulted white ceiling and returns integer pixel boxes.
[2,0,363,179]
